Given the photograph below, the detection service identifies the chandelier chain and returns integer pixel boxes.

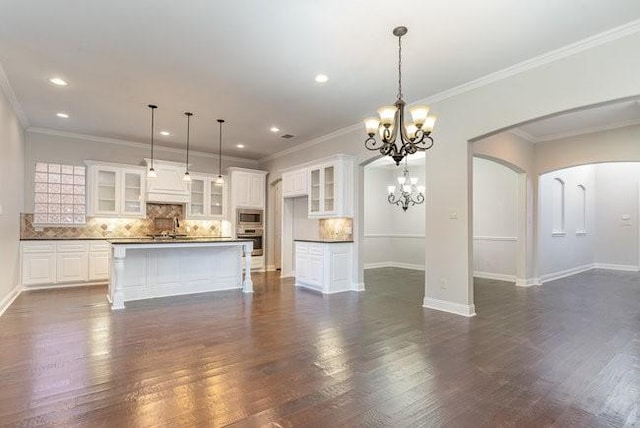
[397,34,403,100]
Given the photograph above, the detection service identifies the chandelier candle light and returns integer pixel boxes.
[364,26,437,165]
[387,158,425,211]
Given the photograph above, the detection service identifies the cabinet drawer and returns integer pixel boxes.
[57,242,90,253]
[90,241,110,252]
[308,244,323,255]
[22,242,56,253]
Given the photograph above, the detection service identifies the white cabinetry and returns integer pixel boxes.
[282,168,309,198]
[294,241,353,294]
[308,156,353,218]
[227,168,267,209]
[86,162,146,218]
[144,159,191,204]
[186,174,228,219]
[21,240,110,287]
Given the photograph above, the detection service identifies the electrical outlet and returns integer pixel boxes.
[440,279,448,290]
[449,210,458,220]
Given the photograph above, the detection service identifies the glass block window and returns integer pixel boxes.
[34,162,86,225]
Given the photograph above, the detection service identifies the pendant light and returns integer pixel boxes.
[215,119,225,185]
[147,104,158,178]
[183,112,193,182]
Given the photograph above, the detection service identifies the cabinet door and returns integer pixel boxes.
[282,171,296,197]
[308,255,324,287]
[22,253,56,285]
[234,172,250,206]
[210,179,226,217]
[89,251,110,281]
[121,170,145,216]
[248,174,265,208]
[323,165,335,213]
[94,168,119,215]
[309,168,321,215]
[188,178,206,217]
[294,169,308,195]
[56,252,88,283]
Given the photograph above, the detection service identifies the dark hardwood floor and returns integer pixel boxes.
[1,268,639,427]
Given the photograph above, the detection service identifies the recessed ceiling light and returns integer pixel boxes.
[315,74,329,83]
[160,131,171,136]
[56,112,69,118]
[236,144,245,149]
[49,77,68,86]
[270,126,280,133]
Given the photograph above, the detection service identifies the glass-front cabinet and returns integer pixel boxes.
[307,160,351,218]
[87,162,146,218]
[187,174,227,219]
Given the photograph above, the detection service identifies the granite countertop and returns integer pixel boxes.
[294,239,354,243]
[21,237,113,241]
[21,236,234,242]
[107,237,251,245]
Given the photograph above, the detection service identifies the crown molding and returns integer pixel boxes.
[259,19,640,164]
[0,62,29,128]
[508,128,539,143]
[26,127,259,165]
[533,117,640,143]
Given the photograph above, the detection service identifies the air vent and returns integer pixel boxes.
[281,134,295,139]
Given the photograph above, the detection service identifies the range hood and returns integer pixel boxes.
[144,159,190,204]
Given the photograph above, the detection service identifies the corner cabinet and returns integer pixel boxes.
[308,157,353,218]
[86,162,146,218]
[295,241,353,294]
[186,174,228,219]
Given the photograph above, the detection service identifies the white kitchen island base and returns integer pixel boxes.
[108,239,253,309]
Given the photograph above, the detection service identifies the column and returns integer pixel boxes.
[243,242,254,293]
[111,245,126,310]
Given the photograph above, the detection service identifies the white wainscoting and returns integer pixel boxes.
[363,234,425,271]
[473,236,517,282]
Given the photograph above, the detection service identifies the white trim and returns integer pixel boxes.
[551,232,567,237]
[364,261,425,271]
[265,265,277,272]
[540,264,594,283]
[22,280,107,291]
[26,127,259,166]
[473,271,516,282]
[534,118,640,143]
[472,236,518,242]
[353,282,365,292]
[508,128,537,143]
[258,19,640,164]
[280,271,294,279]
[0,284,22,317]
[0,63,29,128]
[593,263,639,272]
[423,297,476,317]
[364,233,425,239]
[515,278,540,287]
[576,231,588,236]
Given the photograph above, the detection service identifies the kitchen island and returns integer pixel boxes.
[107,238,253,309]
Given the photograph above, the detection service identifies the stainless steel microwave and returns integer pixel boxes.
[236,208,263,227]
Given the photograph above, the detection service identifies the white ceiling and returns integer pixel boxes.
[1,1,640,160]
[514,99,640,142]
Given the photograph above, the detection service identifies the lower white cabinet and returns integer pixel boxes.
[21,240,110,287]
[294,240,353,294]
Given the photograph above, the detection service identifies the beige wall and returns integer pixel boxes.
[0,87,25,310]
[260,31,640,315]
[24,129,259,212]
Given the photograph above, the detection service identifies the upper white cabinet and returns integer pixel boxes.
[282,168,309,198]
[186,173,228,219]
[86,162,146,218]
[227,168,268,209]
[307,156,353,218]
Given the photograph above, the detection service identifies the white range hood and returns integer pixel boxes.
[144,159,190,204]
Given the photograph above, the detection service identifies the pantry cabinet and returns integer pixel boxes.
[227,168,267,209]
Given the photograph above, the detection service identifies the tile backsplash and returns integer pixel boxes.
[21,204,228,239]
[319,217,353,241]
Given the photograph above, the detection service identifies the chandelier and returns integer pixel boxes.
[364,26,436,165]
[387,159,425,211]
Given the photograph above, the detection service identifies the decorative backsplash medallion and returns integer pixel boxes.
[21,204,227,239]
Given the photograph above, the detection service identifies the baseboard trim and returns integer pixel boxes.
[593,263,639,272]
[364,262,425,271]
[266,265,277,272]
[0,284,22,317]
[473,271,516,283]
[23,281,108,291]
[515,278,540,287]
[353,282,365,292]
[280,271,294,279]
[540,264,594,283]
[423,297,476,317]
